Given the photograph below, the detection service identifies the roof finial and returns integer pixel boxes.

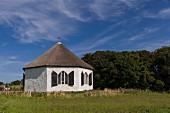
[57,37,62,44]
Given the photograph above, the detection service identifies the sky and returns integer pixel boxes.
[0,0,170,82]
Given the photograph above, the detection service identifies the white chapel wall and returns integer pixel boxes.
[24,67,47,92]
[47,67,93,92]
[78,68,93,91]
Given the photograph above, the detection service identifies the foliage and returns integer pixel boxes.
[0,82,3,85]
[154,46,170,90]
[82,46,170,91]
[10,80,21,85]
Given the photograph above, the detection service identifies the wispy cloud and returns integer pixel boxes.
[0,0,79,43]
[0,55,25,82]
[128,27,159,41]
[72,31,124,56]
[0,42,8,47]
[120,0,137,7]
[53,1,90,22]
[84,36,116,50]
[138,39,170,51]
[90,0,145,20]
[143,8,170,19]
[0,73,22,77]
[0,56,23,67]
[0,0,148,44]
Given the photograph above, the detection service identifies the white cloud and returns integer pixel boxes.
[120,0,139,7]
[139,39,170,51]
[85,36,114,50]
[71,31,124,56]
[7,56,17,60]
[0,60,21,67]
[70,20,127,56]
[90,0,144,20]
[90,1,123,20]
[0,0,153,44]
[0,73,22,78]
[143,8,170,19]
[0,0,79,43]
[128,27,159,41]
[0,56,23,67]
[1,42,8,47]
[53,0,90,22]
[0,55,26,82]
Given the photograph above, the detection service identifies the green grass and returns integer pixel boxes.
[0,89,170,113]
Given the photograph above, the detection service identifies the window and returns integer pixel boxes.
[81,72,89,85]
[51,71,74,86]
[51,71,57,87]
[81,72,92,86]
[85,72,88,84]
[58,71,69,85]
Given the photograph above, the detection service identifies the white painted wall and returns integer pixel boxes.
[24,67,93,92]
[24,67,47,92]
[47,67,93,92]
[78,68,93,91]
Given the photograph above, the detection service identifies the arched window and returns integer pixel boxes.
[81,72,89,85]
[85,72,88,84]
[51,71,57,87]
[58,71,68,85]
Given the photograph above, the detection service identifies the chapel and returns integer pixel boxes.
[23,38,94,92]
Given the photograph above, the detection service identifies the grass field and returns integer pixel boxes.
[0,89,170,113]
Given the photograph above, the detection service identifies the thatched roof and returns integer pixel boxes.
[23,42,94,70]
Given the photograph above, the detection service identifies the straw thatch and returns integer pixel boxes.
[23,43,94,70]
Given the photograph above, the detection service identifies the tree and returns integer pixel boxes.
[0,82,3,85]
[10,80,21,85]
[82,46,170,91]
[154,46,170,90]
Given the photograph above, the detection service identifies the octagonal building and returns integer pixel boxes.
[23,40,94,92]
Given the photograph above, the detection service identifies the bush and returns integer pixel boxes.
[0,82,3,85]
[10,80,21,85]
[153,80,165,91]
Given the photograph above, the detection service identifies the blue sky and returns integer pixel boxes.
[0,0,170,82]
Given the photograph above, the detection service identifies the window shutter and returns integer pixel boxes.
[58,73,61,84]
[89,73,92,86]
[65,73,68,84]
[62,71,64,84]
[69,71,74,86]
[81,72,84,86]
[51,71,57,87]
[23,73,25,89]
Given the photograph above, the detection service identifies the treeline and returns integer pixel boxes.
[0,80,21,86]
[82,46,170,91]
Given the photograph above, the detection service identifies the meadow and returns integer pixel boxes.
[0,89,170,113]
